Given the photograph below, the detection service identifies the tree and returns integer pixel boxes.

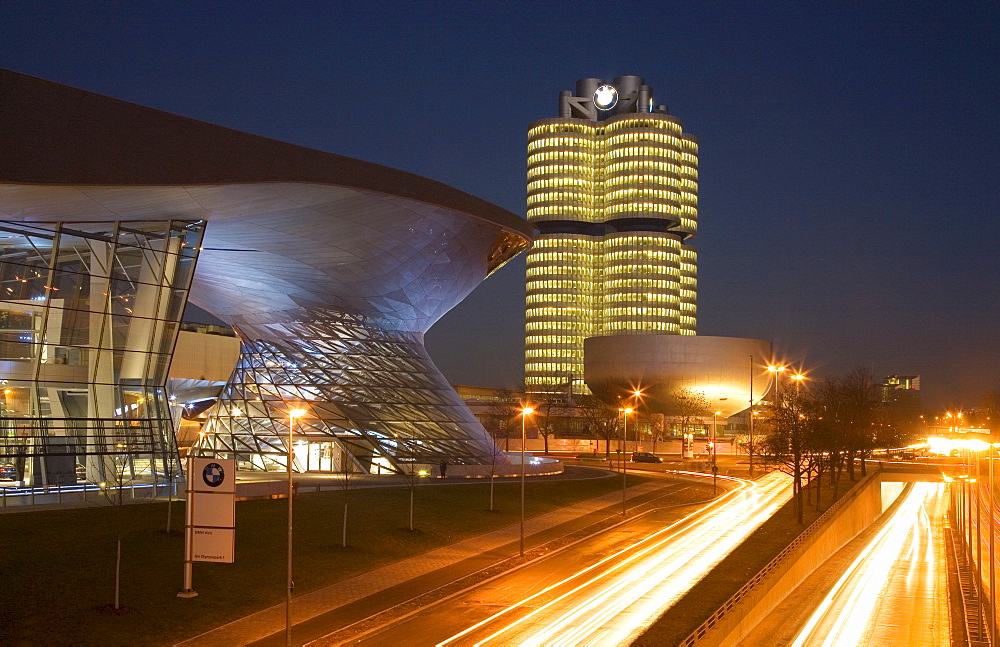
[485,389,521,452]
[643,412,666,454]
[665,388,710,437]
[735,427,770,474]
[578,394,619,458]
[484,438,506,512]
[762,389,815,524]
[339,452,357,548]
[816,367,882,480]
[533,393,569,455]
[98,438,156,611]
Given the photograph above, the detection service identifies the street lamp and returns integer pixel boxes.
[286,406,308,647]
[790,373,806,393]
[520,406,534,557]
[767,365,786,400]
[712,411,722,493]
[619,407,633,516]
[991,444,999,643]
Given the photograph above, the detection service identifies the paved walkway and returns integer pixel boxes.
[175,477,701,646]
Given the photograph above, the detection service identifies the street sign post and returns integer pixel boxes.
[178,457,236,598]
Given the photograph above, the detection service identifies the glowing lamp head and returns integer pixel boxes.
[593,84,618,110]
[522,407,534,416]
[288,408,308,419]
[620,407,633,414]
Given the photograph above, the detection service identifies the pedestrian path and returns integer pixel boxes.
[175,478,692,646]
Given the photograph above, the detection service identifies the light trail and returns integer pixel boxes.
[436,471,792,647]
[791,482,950,646]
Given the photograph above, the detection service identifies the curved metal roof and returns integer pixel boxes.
[0,69,532,240]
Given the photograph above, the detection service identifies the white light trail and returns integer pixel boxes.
[437,471,792,647]
[791,482,948,646]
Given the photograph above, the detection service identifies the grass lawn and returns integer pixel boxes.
[0,471,647,646]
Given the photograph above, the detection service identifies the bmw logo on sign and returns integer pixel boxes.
[202,462,226,488]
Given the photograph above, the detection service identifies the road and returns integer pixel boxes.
[747,481,951,646]
[321,471,792,647]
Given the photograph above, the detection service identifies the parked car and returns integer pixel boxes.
[630,452,663,463]
[0,464,18,480]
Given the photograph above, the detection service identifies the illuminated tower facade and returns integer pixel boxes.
[525,76,698,395]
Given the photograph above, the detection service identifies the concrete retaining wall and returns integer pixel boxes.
[687,471,886,646]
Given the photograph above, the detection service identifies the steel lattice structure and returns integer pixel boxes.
[199,312,501,473]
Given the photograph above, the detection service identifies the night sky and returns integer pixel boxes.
[2,1,997,410]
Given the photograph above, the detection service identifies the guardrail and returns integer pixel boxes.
[678,468,881,647]
[0,481,177,508]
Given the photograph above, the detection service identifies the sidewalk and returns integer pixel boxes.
[175,478,695,646]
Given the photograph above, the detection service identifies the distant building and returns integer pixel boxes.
[881,374,922,435]
[881,375,921,403]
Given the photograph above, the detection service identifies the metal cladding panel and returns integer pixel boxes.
[583,335,773,417]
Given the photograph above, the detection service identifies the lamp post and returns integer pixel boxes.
[520,406,534,557]
[991,444,998,643]
[790,373,805,393]
[286,407,308,647]
[767,365,786,400]
[712,410,721,493]
[748,355,755,478]
[619,407,633,516]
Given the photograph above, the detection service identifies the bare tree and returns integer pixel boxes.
[665,388,710,437]
[735,430,770,473]
[578,395,619,458]
[484,438,506,512]
[644,412,666,454]
[339,453,357,548]
[761,389,816,524]
[485,389,521,452]
[815,367,881,480]
[98,439,156,611]
[533,393,569,455]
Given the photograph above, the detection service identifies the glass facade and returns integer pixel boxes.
[525,79,699,396]
[195,311,500,474]
[0,220,204,487]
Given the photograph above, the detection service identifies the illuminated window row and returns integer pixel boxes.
[526,268,594,279]
[527,251,596,263]
[527,192,598,207]
[604,203,676,216]
[528,123,597,137]
[605,147,688,162]
[604,117,683,133]
[605,171,683,187]
[603,277,678,289]
[526,322,592,334]
[527,177,595,191]
[528,137,597,153]
[605,234,681,247]
[525,347,580,358]
[526,309,590,319]
[528,151,598,165]
[603,322,679,333]
[527,206,600,220]
[526,337,585,347]
[605,188,682,203]
[527,164,597,179]
[604,291,679,302]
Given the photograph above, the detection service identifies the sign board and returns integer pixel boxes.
[192,527,235,563]
[192,490,235,528]
[189,457,236,494]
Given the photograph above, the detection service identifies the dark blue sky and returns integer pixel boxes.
[2,1,997,409]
